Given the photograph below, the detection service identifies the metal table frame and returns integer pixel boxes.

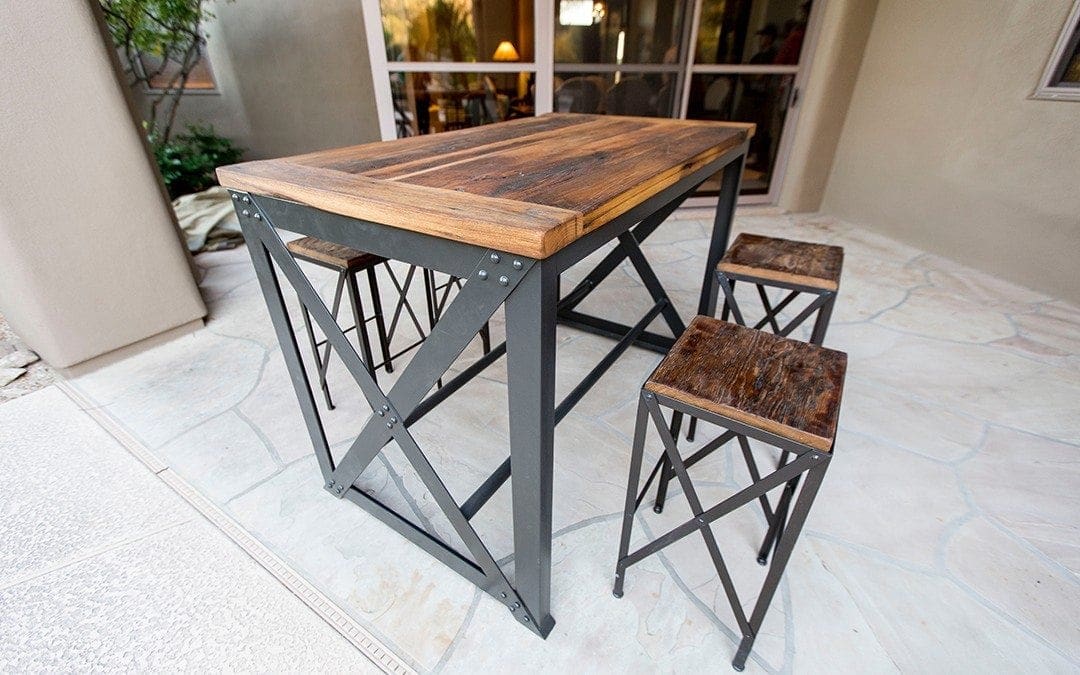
[230,139,748,638]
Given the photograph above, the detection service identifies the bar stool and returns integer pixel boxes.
[287,237,492,410]
[613,316,846,671]
[685,233,844,443]
[287,237,396,410]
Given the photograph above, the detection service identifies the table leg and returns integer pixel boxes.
[698,153,747,318]
[687,151,747,442]
[504,259,557,637]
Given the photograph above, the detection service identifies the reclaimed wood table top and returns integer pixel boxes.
[216,113,752,259]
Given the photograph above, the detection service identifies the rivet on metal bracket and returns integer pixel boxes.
[242,196,251,204]
[498,275,509,286]
[253,213,262,220]
[241,209,250,217]
[512,260,523,270]
[490,253,500,264]
[478,270,489,280]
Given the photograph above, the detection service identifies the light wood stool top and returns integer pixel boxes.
[718,233,843,291]
[644,316,847,452]
[286,237,385,270]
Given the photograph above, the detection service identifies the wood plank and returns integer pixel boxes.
[217,161,583,259]
[216,114,752,258]
[645,316,846,452]
[286,237,384,270]
[718,233,844,291]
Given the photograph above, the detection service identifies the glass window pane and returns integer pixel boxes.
[686,73,793,194]
[141,45,216,90]
[555,0,688,65]
[695,0,812,65]
[1053,27,1080,85]
[390,71,534,137]
[382,0,535,63]
[553,71,679,117]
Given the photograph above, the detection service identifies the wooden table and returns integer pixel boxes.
[218,113,751,638]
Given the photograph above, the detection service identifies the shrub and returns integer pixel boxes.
[151,123,243,199]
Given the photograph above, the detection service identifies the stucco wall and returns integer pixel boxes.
[171,0,382,159]
[778,0,879,212]
[822,0,1080,303]
[0,1,206,368]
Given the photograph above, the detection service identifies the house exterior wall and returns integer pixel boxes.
[778,0,879,213]
[822,0,1080,303]
[171,0,382,159]
[0,1,206,368]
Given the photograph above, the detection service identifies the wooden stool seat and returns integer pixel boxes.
[718,233,843,291]
[287,236,385,270]
[645,316,846,452]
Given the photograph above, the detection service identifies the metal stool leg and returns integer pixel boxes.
[345,269,377,378]
[366,266,394,373]
[733,458,830,671]
[299,300,334,410]
[652,411,682,513]
[613,395,650,598]
[809,291,837,346]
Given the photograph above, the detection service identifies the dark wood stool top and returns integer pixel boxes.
[645,316,847,451]
[286,236,385,270]
[718,233,843,291]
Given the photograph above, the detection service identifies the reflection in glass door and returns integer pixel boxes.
[366,0,549,139]
[684,0,816,199]
[553,0,692,117]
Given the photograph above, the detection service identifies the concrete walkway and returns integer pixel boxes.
[0,386,386,672]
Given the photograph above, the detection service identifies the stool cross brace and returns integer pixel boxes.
[614,391,831,671]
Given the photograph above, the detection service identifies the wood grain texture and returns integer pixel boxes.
[645,316,846,452]
[216,113,752,259]
[286,236,384,270]
[718,233,844,291]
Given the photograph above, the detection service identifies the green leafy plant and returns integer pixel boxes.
[100,0,220,144]
[152,124,243,199]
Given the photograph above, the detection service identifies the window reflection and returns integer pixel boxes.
[687,73,794,194]
[695,0,811,65]
[391,71,534,137]
[382,0,535,63]
[553,72,678,117]
[554,0,686,65]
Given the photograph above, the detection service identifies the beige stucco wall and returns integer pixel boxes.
[822,0,1080,303]
[0,1,206,368]
[778,0,879,212]
[171,0,381,159]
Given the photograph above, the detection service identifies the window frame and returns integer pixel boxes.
[1033,0,1080,101]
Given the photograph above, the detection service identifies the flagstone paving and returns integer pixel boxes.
[58,210,1080,672]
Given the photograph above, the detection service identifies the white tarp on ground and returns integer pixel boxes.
[173,186,244,253]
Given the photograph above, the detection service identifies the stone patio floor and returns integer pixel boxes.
[13,209,1079,672]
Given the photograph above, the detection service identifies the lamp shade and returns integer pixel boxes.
[492,40,520,61]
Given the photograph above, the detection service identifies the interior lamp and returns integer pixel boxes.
[492,41,520,61]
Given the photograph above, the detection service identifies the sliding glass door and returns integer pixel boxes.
[362,0,821,203]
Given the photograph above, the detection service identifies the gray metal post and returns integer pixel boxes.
[698,151,747,318]
[504,259,558,637]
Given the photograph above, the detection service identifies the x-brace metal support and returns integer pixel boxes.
[234,194,551,635]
